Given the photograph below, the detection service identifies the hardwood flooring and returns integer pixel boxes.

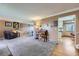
[50,37,78,56]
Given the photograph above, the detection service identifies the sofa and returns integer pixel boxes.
[62,32,75,38]
[4,30,19,39]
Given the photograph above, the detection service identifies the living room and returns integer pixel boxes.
[0,18,27,40]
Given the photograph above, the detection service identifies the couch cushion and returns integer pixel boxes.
[62,32,72,37]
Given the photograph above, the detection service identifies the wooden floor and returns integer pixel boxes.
[50,37,78,56]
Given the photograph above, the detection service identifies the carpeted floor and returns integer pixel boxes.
[0,36,56,56]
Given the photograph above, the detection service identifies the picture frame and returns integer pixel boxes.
[13,22,19,29]
[53,21,58,27]
[5,21,12,27]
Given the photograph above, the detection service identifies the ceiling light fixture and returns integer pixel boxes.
[30,16,42,21]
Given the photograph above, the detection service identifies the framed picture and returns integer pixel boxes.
[5,21,12,27]
[53,21,58,27]
[13,22,19,29]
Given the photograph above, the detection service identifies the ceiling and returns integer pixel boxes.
[0,3,79,23]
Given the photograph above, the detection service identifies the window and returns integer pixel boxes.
[65,23,75,32]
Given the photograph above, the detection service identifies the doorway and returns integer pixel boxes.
[58,15,76,44]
